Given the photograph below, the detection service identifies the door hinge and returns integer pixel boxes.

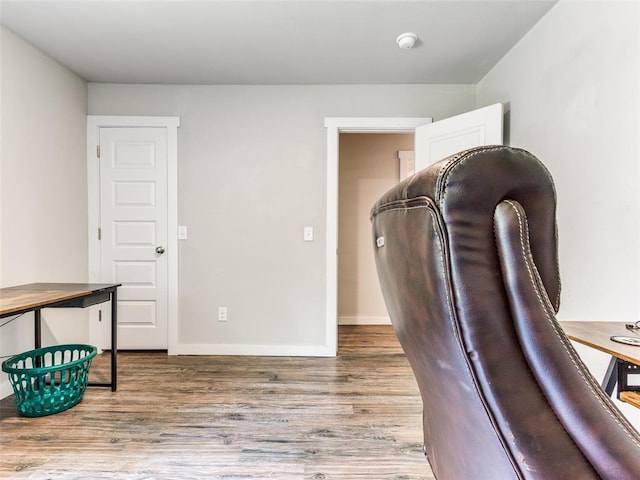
[98,227,102,240]
[97,145,100,158]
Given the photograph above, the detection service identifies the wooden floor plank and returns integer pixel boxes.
[0,325,432,479]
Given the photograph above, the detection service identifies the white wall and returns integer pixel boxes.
[476,0,640,425]
[0,27,88,397]
[88,84,475,354]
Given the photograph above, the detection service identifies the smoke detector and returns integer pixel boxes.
[396,32,418,49]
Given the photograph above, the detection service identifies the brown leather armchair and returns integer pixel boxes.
[371,146,640,479]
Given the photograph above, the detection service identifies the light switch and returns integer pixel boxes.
[178,226,188,240]
[304,227,314,242]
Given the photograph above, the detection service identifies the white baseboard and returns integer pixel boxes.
[338,316,391,325]
[171,342,335,357]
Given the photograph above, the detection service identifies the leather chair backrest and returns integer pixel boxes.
[371,146,640,479]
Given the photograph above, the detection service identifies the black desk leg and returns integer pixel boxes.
[34,309,42,367]
[111,288,118,392]
[34,309,42,349]
[602,356,618,396]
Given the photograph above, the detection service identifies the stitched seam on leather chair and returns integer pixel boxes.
[436,146,562,312]
[437,147,556,212]
[435,145,505,208]
[506,151,562,313]
[370,197,432,218]
[428,202,522,477]
[505,199,640,448]
[375,202,521,476]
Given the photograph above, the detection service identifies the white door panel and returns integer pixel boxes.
[99,127,168,349]
[118,301,157,327]
[113,182,157,206]
[113,222,156,246]
[415,103,503,172]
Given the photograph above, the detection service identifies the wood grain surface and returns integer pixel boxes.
[0,325,432,479]
[560,321,640,365]
[0,283,119,318]
[0,289,88,316]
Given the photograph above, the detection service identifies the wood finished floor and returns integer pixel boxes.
[0,325,433,480]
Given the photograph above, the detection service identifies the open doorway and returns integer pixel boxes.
[337,133,414,328]
[325,106,502,355]
[324,117,430,356]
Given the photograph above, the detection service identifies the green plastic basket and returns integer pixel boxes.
[2,344,97,417]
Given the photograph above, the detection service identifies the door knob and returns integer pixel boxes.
[156,246,165,254]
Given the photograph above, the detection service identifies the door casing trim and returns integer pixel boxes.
[323,117,430,356]
[87,115,180,354]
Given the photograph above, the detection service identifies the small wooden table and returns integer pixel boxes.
[561,321,640,408]
[0,283,120,391]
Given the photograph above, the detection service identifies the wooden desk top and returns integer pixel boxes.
[560,321,640,366]
[0,283,119,317]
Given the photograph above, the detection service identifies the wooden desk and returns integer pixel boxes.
[561,321,640,407]
[0,283,120,391]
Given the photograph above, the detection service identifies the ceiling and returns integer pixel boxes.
[0,0,558,85]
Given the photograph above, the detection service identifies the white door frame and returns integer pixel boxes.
[87,115,180,354]
[324,117,431,355]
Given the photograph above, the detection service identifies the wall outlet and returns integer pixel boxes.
[303,226,314,241]
[217,307,228,322]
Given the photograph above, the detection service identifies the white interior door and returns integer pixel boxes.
[99,127,168,349]
[415,103,503,171]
